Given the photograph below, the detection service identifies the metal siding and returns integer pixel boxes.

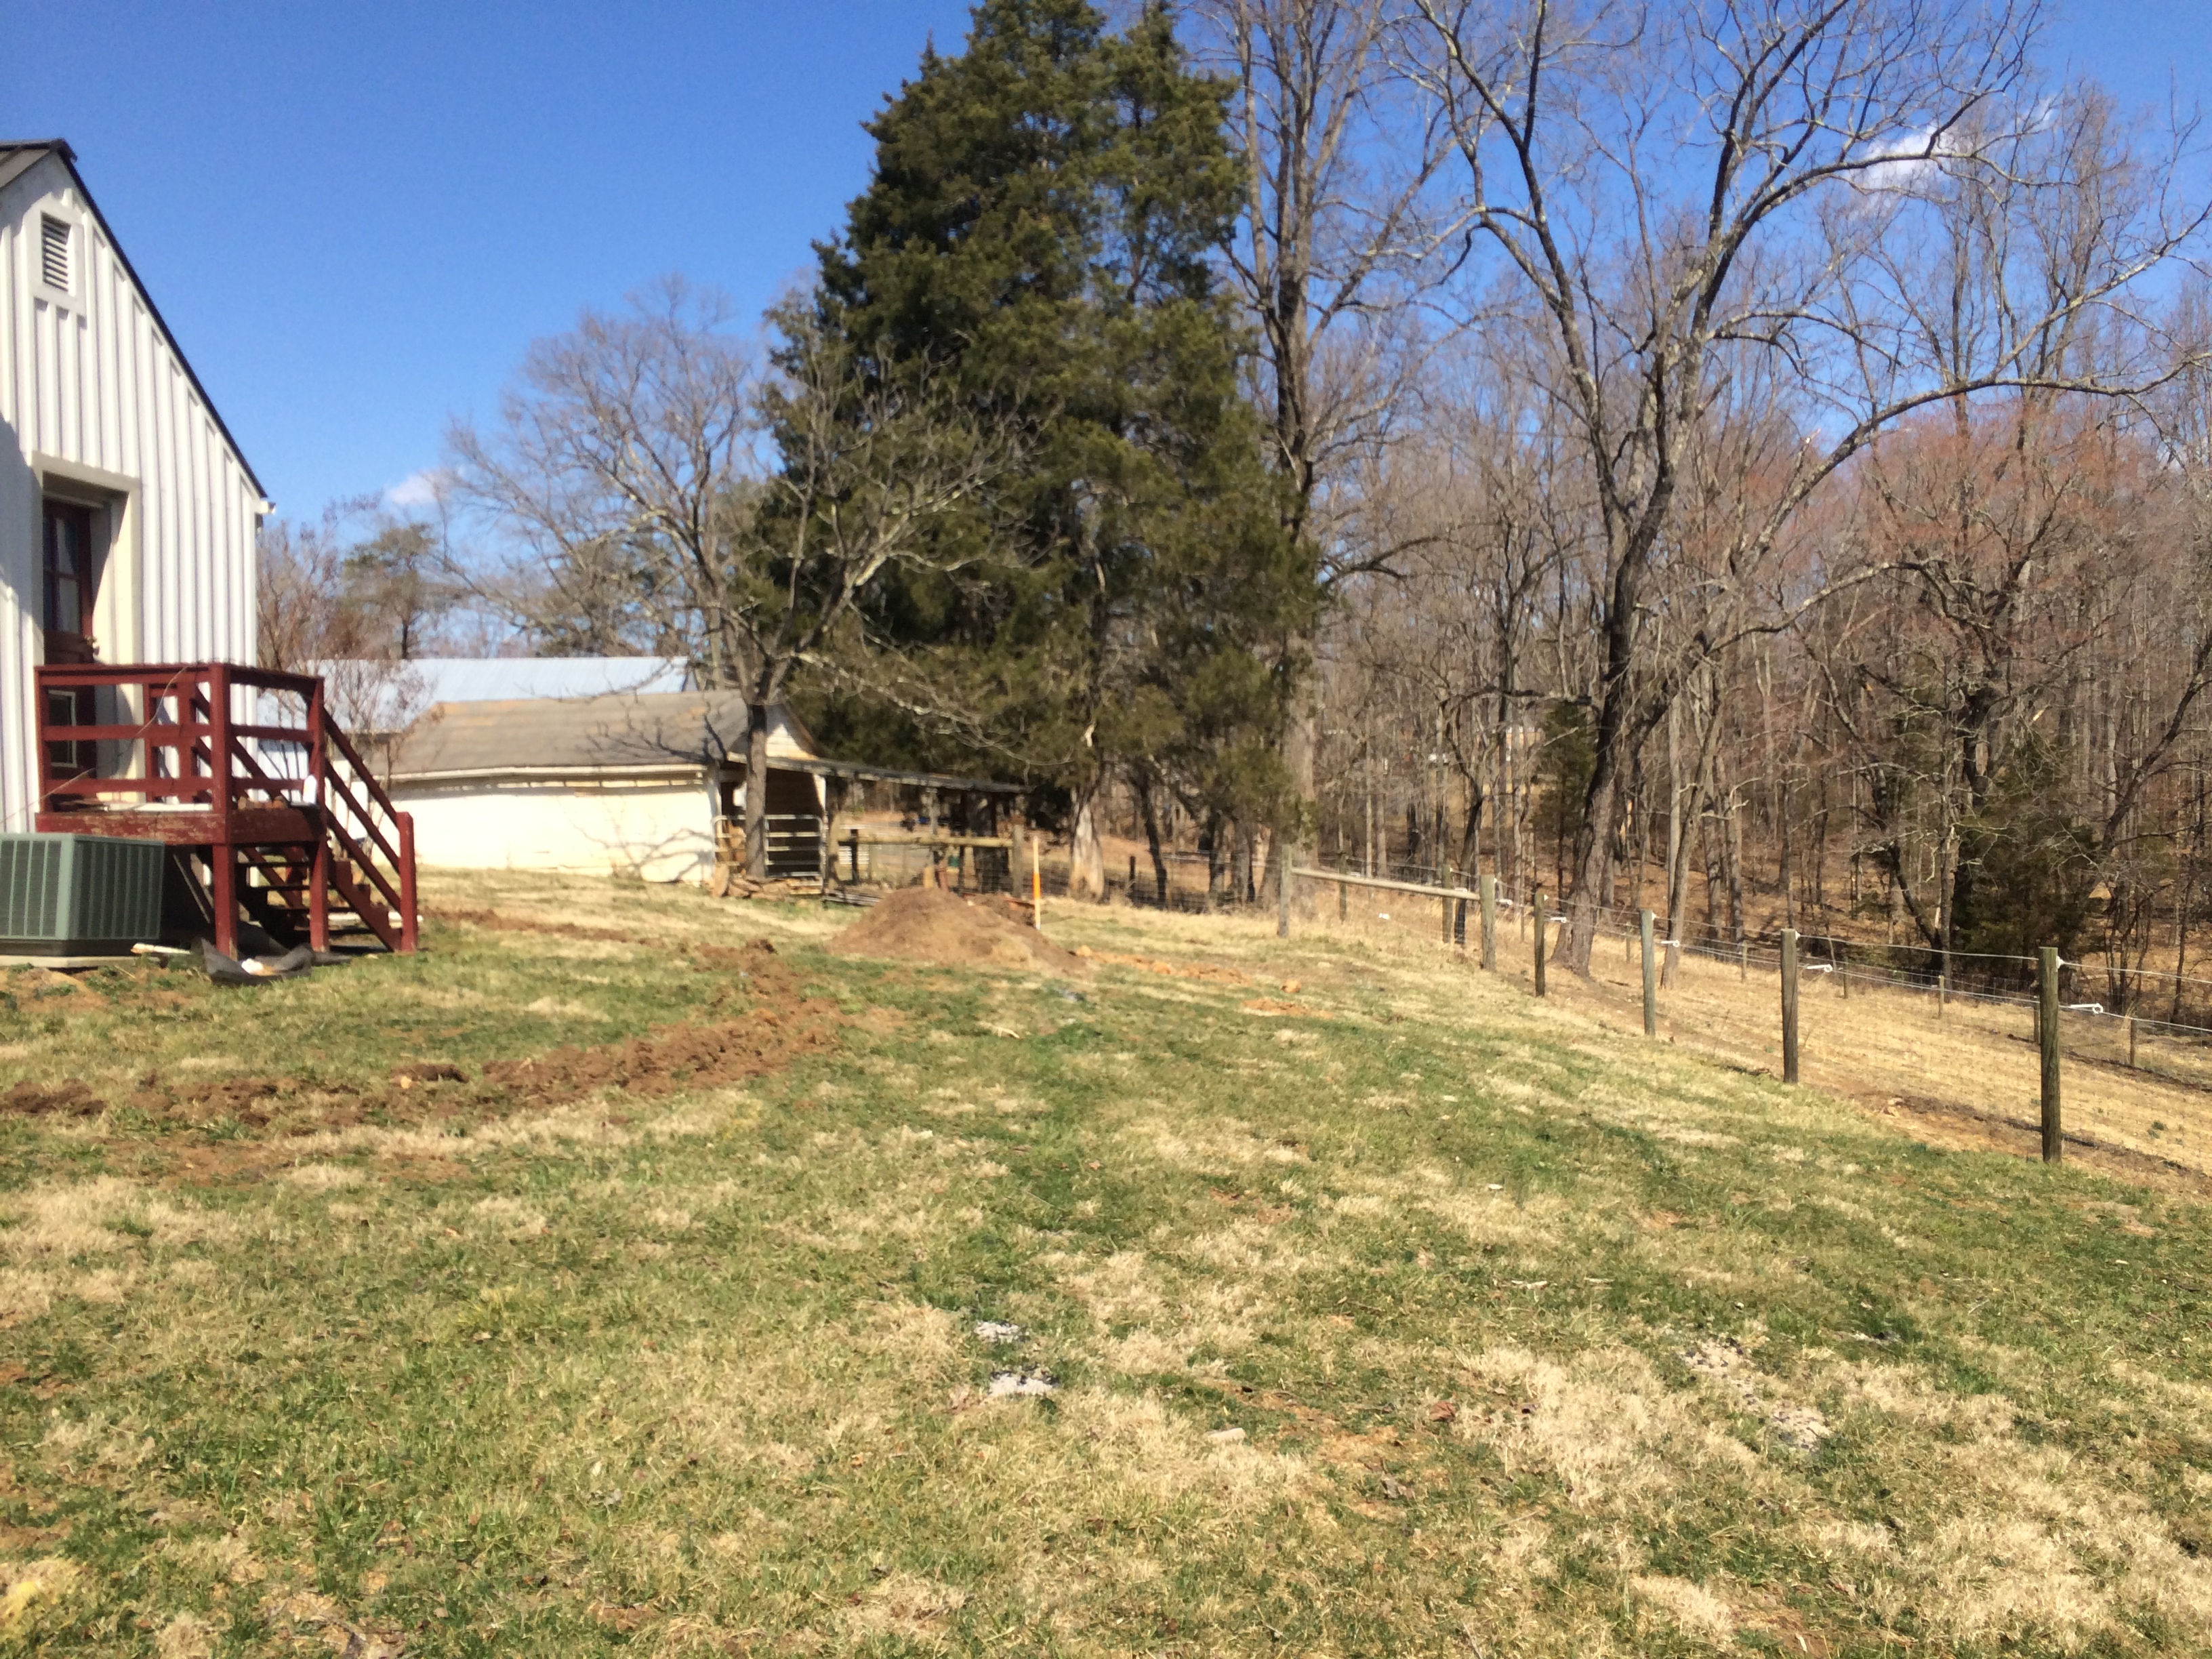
[0,153,262,830]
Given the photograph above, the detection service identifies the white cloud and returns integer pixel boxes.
[385,467,453,510]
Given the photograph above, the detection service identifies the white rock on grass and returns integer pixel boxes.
[986,1370,1056,1399]
[973,1320,1026,1345]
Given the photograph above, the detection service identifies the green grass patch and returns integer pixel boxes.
[1,872,2208,1656]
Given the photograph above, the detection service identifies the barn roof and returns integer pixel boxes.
[305,656,691,732]
[386,690,818,783]
[0,139,267,499]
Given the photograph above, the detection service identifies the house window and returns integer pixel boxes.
[39,215,70,291]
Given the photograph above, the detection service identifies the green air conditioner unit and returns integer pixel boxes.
[0,833,165,958]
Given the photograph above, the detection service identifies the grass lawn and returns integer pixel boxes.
[2,869,2209,1656]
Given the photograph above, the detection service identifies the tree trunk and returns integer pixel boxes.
[1663,678,1725,987]
[1069,788,1107,901]
[1662,699,1683,970]
[744,702,772,881]
[1557,741,1624,974]
[1139,778,1170,906]
[1457,771,1484,880]
[1364,759,1376,877]
[1725,783,1746,945]
[1275,692,1317,914]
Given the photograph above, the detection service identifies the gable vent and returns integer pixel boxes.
[39,216,70,291]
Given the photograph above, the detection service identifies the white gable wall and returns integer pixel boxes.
[0,150,262,830]
[394,777,718,882]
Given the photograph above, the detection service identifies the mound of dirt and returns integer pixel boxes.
[826,887,1088,975]
[0,1080,104,1117]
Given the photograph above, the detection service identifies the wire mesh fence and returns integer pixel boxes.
[1285,864,2212,1110]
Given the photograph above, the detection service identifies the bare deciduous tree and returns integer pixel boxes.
[1406,0,2207,971]
[451,279,1003,877]
[1191,0,1468,897]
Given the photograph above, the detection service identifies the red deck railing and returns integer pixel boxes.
[34,661,418,958]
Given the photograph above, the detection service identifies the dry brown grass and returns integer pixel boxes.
[1308,895,2212,1189]
[0,869,2208,1655]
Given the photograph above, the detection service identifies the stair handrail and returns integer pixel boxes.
[312,695,419,953]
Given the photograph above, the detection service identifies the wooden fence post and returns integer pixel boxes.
[1837,939,1847,999]
[1640,909,1658,1037]
[2040,946,2062,1164]
[1479,874,1498,970]
[1337,853,1348,922]
[1279,857,1291,939]
[1031,838,1042,931]
[1533,890,1548,998]
[1780,927,1800,1084]
[1441,859,1454,945]
[1737,939,1747,980]
[2129,1013,2139,1069]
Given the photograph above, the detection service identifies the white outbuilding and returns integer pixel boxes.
[0,139,266,832]
[384,687,826,882]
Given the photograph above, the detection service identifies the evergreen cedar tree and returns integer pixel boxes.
[786,0,1315,843]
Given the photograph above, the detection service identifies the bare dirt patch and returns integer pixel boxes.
[827,888,1088,975]
[1879,1092,2212,1196]
[1072,945,1250,985]
[437,907,653,946]
[0,1081,105,1118]
[36,942,838,1174]
[1240,998,1330,1019]
[483,1006,834,1107]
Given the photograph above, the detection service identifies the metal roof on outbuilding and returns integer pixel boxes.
[386,691,819,783]
[306,656,691,732]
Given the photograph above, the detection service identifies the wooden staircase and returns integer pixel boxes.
[35,661,418,958]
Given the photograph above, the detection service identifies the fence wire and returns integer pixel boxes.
[1286,864,2212,1101]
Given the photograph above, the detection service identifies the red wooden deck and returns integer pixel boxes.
[35,661,418,958]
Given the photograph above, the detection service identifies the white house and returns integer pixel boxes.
[0,140,266,832]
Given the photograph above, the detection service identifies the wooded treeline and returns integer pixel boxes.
[266,0,2212,977]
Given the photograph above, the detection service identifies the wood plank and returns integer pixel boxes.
[1290,865,1475,901]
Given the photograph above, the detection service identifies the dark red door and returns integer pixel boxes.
[41,499,99,786]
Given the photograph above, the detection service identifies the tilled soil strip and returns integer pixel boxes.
[0,939,839,1139]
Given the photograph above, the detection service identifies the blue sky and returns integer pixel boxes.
[6,1,2205,520]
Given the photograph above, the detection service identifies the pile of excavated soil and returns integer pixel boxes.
[826,887,1088,975]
